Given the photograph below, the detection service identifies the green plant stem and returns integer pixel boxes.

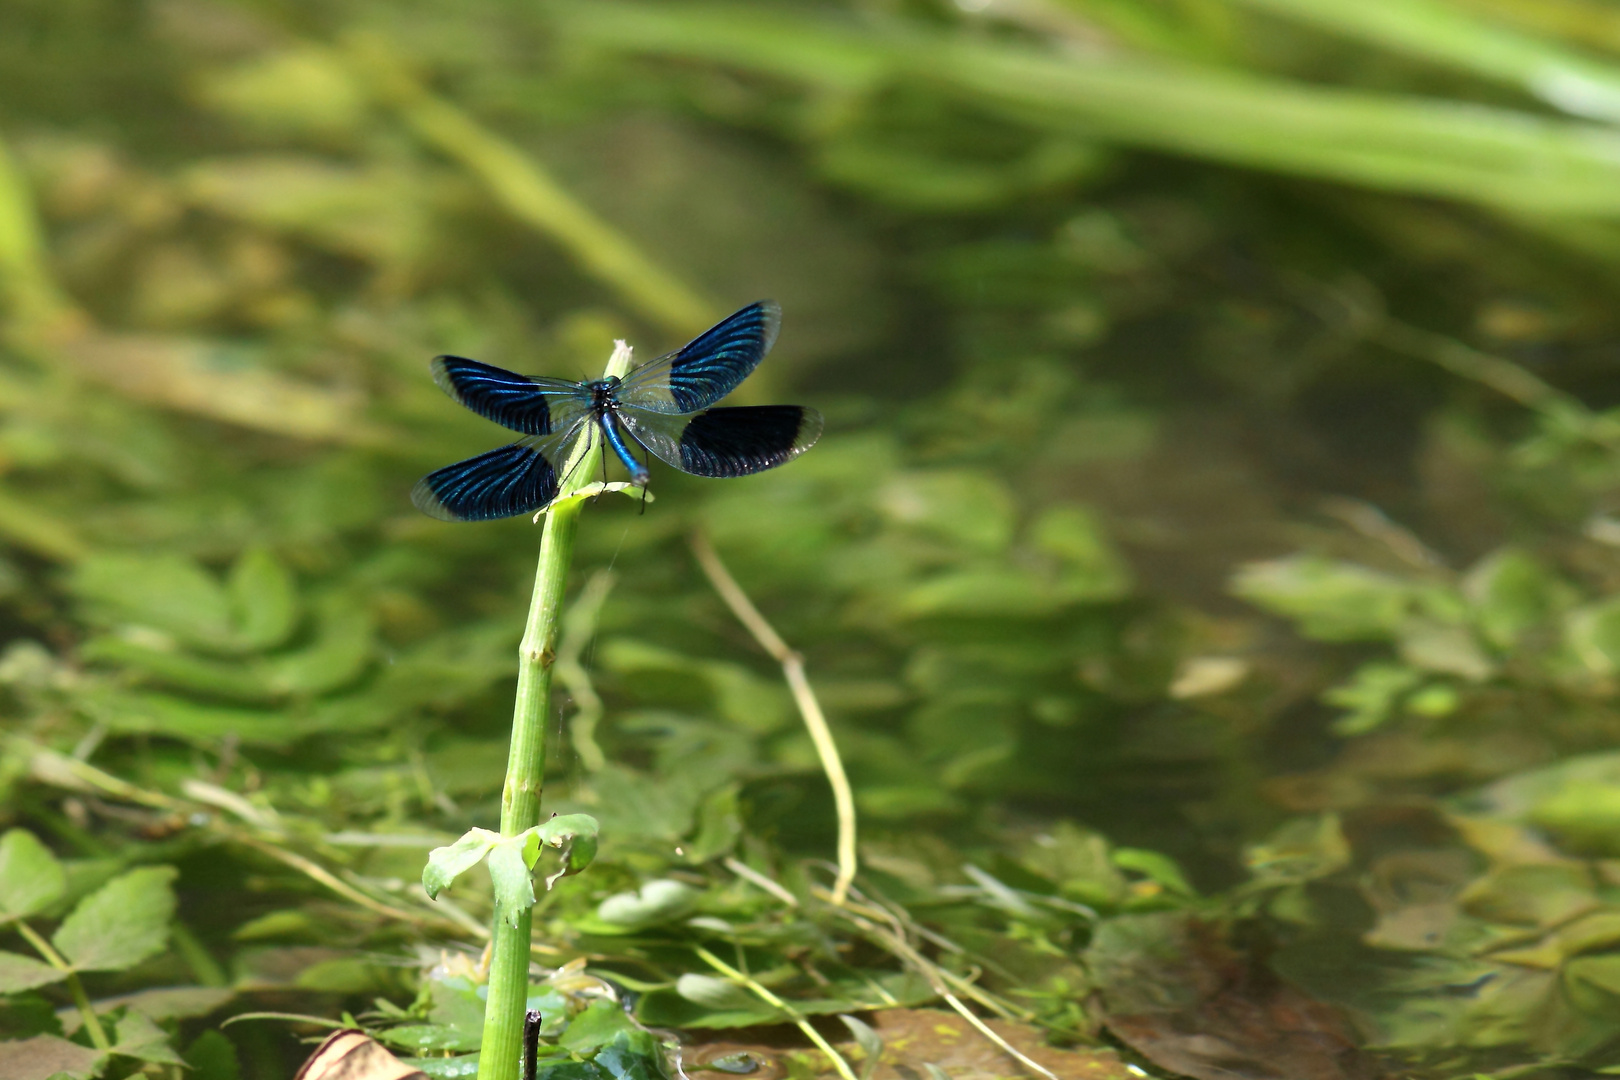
[15,921,110,1051]
[478,341,633,1080]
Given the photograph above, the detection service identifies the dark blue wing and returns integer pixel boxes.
[412,425,587,521]
[615,301,781,414]
[619,404,821,477]
[432,356,592,435]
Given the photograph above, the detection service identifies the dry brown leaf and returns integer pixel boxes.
[294,1030,426,1080]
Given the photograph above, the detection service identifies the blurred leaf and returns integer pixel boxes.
[76,688,302,746]
[0,829,64,922]
[1031,504,1133,600]
[0,1033,101,1080]
[558,1000,642,1053]
[110,1010,184,1066]
[227,547,299,652]
[1019,822,1128,908]
[181,156,436,268]
[1464,548,1573,650]
[684,785,743,864]
[1398,620,1493,679]
[194,46,368,137]
[1233,556,1414,640]
[183,1030,240,1080]
[72,553,230,647]
[1566,597,1620,676]
[0,952,64,993]
[594,880,700,931]
[51,866,176,973]
[1113,848,1196,897]
[1323,662,1423,735]
[877,471,1016,555]
[667,975,782,1027]
[59,332,375,443]
[1244,815,1350,885]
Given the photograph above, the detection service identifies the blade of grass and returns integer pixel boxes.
[1454,0,1620,56]
[340,34,716,337]
[690,530,857,906]
[1228,0,1620,123]
[693,946,858,1080]
[556,2,1620,217]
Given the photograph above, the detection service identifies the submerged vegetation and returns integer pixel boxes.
[13,0,1620,1077]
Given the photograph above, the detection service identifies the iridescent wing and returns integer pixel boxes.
[615,301,781,414]
[412,422,589,521]
[618,404,822,477]
[431,356,593,435]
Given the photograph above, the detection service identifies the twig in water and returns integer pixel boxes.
[690,530,858,905]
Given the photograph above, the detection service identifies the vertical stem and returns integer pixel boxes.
[14,921,110,1050]
[478,341,634,1080]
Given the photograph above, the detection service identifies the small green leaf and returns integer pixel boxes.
[422,828,500,900]
[535,814,600,888]
[558,999,639,1053]
[592,1041,665,1080]
[0,951,66,992]
[488,838,535,927]
[1323,662,1423,736]
[184,1030,241,1080]
[0,829,65,922]
[684,786,742,864]
[1111,848,1195,897]
[52,865,177,973]
[1464,548,1572,650]
[111,1011,185,1066]
[1030,504,1132,600]
[535,814,599,850]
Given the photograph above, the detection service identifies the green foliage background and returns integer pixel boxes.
[10,0,1620,1077]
